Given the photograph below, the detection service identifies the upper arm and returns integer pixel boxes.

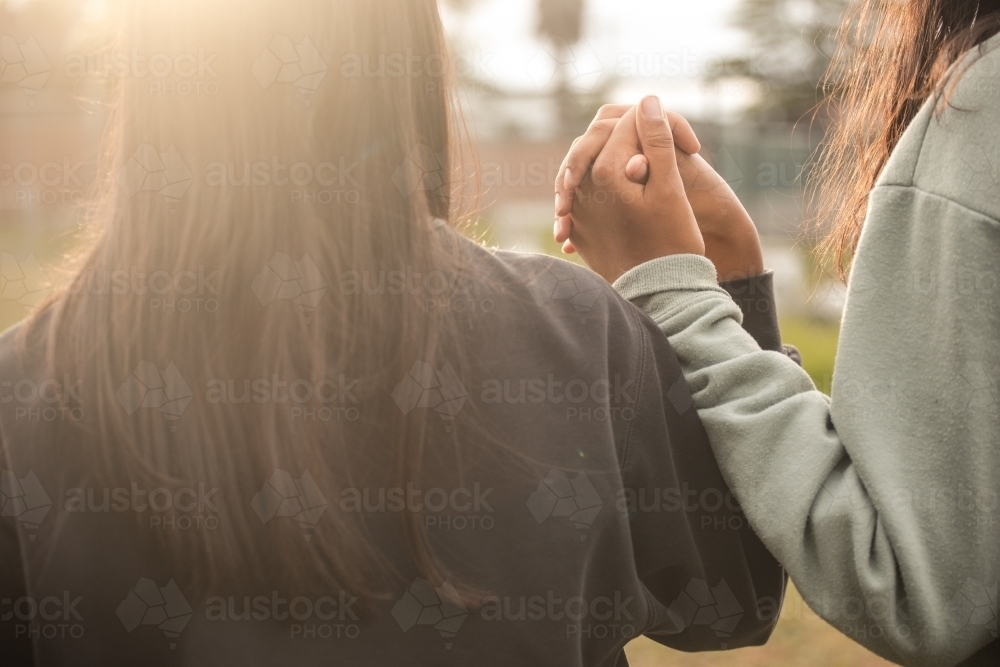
[616,249,998,665]
[831,182,1000,662]
[911,45,1000,221]
[622,316,784,651]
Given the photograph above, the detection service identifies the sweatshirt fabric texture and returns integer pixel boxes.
[611,32,1000,667]
[1,234,786,666]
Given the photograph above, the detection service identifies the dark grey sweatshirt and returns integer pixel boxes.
[1,235,787,666]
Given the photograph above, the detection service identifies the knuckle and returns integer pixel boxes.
[644,130,675,150]
[570,138,604,168]
[591,159,615,185]
[563,153,585,174]
[594,104,627,121]
[566,154,586,175]
[587,118,617,135]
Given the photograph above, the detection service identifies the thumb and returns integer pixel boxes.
[636,96,681,194]
[625,154,649,184]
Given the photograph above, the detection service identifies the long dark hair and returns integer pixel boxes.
[24,0,483,601]
[811,0,1000,279]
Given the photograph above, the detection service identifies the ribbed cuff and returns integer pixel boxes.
[720,271,782,352]
[612,255,725,301]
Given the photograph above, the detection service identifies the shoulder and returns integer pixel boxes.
[0,313,54,409]
[492,250,619,317]
[0,319,29,375]
[449,232,647,331]
[451,235,674,394]
[0,317,41,455]
[905,33,1000,221]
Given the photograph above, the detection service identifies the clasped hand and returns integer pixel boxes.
[553,96,764,285]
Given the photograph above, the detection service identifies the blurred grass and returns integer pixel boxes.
[625,584,896,667]
[778,317,839,394]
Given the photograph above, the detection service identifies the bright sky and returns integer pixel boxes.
[441,0,755,119]
[2,0,754,119]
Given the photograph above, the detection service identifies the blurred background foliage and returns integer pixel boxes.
[709,0,847,122]
[0,0,869,662]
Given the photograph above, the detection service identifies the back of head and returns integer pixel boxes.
[811,0,1000,277]
[30,0,474,600]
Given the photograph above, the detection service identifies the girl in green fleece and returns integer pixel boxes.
[554,2,999,667]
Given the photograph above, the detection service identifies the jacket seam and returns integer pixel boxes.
[617,305,646,473]
[873,183,1000,228]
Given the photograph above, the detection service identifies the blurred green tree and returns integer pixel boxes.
[710,0,848,123]
[442,0,609,138]
[537,0,587,133]
[538,0,585,43]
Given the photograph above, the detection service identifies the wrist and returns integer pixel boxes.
[703,229,763,282]
[589,239,706,285]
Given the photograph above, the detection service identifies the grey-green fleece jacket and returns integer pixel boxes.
[613,32,1000,667]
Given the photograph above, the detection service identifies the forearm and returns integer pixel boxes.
[615,254,994,667]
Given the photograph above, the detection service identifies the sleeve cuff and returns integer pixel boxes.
[719,271,784,353]
[612,255,726,301]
